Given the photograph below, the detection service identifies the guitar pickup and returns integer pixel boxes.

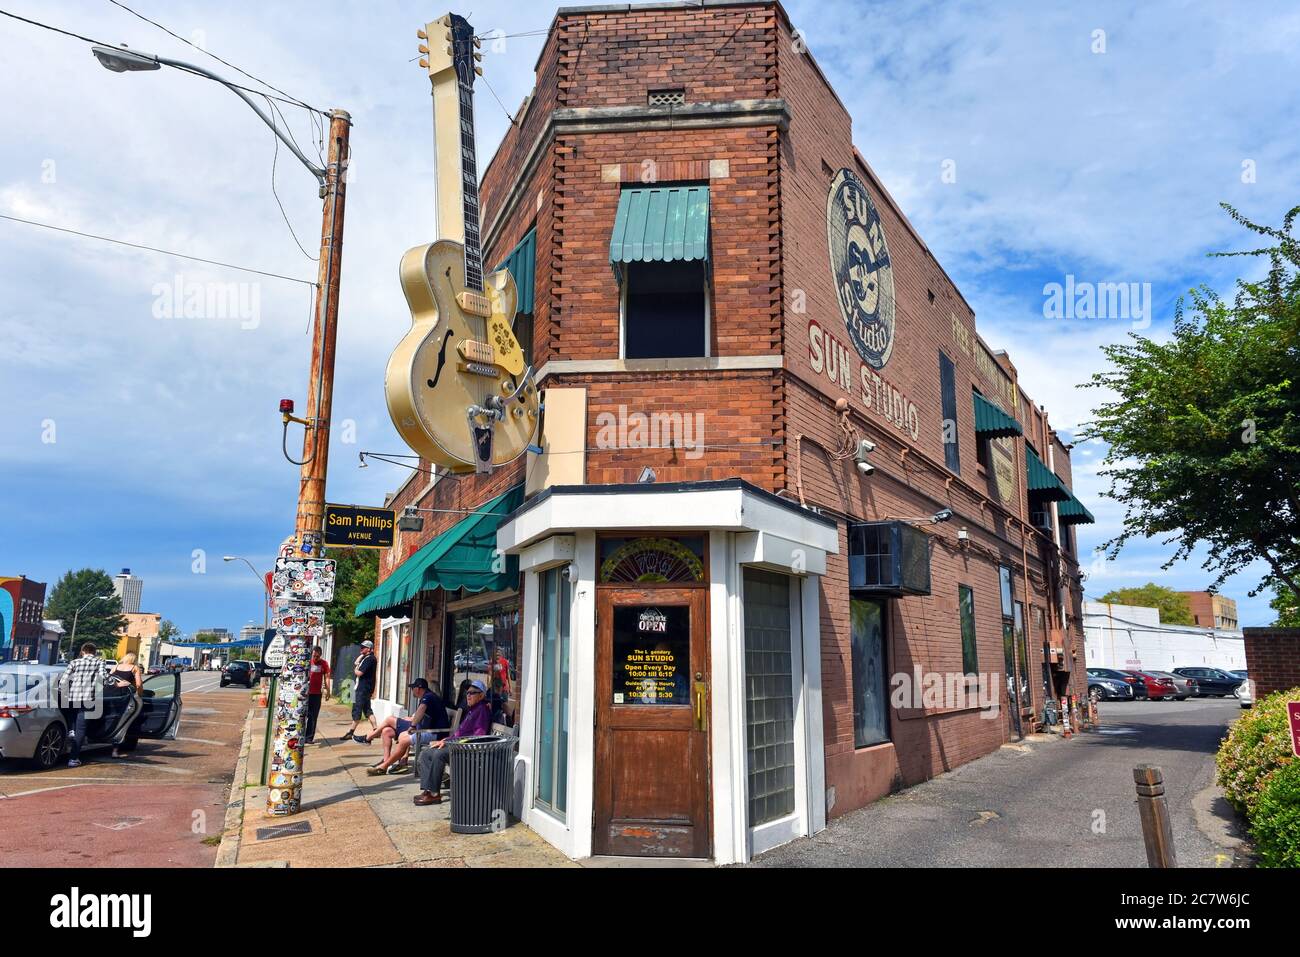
[455,291,493,317]
[457,339,495,364]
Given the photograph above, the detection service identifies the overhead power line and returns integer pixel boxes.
[0,212,318,286]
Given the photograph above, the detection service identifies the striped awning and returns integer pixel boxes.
[609,186,710,277]
[1025,447,1070,501]
[494,228,535,316]
[973,392,1023,438]
[355,485,523,618]
[1056,493,1095,525]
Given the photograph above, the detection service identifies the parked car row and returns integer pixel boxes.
[1087,666,1246,703]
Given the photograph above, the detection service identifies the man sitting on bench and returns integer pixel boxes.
[413,679,492,806]
[365,679,447,776]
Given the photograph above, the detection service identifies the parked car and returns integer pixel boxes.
[1234,673,1253,708]
[1171,667,1243,697]
[220,661,257,688]
[1145,670,1195,700]
[0,663,183,770]
[1086,667,1138,702]
[1123,669,1179,699]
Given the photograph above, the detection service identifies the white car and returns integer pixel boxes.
[0,663,182,769]
[1234,674,1253,708]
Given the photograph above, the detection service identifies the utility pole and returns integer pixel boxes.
[266,108,351,817]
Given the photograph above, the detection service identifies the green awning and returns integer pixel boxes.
[495,228,535,316]
[1056,493,1095,525]
[973,392,1023,438]
[609,186,710,277]
[355,485,523,617]
[1025,447,1069,501]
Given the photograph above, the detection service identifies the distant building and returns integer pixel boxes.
[0,576,47,663]
[41,620,65,664]
[112,568,144,614]
[115,612,163,668]
[239,623,263,644]
[1177,591,1238,631]
[1084,600,1244,672]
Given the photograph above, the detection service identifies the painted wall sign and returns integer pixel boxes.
[808,319,921,441]
[324,504,396,548]
[827,168,895,370]
[951,313,1020,415]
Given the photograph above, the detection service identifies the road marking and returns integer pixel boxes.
[177,736,228,746]
[0,782,92,799]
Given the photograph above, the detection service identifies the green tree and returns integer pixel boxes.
[1096,583,1195,625]
[327,548,379,647]
[158,619,179,644]
[1268,579,1300,627]
[1082,204,1300,603]
[44,569,126,651]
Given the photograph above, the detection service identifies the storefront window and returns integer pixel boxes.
[850,598,889,748]
[744,569,796,827]
[1014,602,1030,710]
[536,568,571,819]
[450,600,519,725]
[958,585,978,675]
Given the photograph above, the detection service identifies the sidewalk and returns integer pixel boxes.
[219,699,575,868]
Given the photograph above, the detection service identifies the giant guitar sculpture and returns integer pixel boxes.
[385,13,539,473]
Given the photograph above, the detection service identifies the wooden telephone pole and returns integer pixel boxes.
[265,108,350,817]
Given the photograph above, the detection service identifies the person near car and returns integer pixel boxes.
[364,678,448,775]
[59,642,109,768]
[109,652,145,758]
[305,645,331,744]
[413,679,492,806]
[340,640,378,741]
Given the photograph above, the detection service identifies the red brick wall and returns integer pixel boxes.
[1243,628,1300,698]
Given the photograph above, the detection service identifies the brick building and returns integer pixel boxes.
[1178,590,1239,631]
[358,1,1092,863]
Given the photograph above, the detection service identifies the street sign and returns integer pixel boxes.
[261,629,285,677]
[272,558,336,603]
[324,504,395,548]
[1288,702,1300,758]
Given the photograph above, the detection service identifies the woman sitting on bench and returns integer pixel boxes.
[413,679,492,805]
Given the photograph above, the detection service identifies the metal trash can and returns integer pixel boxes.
[448,735,513,834]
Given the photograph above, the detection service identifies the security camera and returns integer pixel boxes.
[931,508,954,523]
[856,460,874,475]
[854,438,876,475]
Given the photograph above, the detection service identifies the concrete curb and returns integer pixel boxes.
[214,704,256,868]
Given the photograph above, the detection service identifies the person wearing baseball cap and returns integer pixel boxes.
[364,678,449,775]
[340,640,378,742]
[414,679,491,806]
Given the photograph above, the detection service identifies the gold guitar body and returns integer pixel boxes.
[385,239,539,472]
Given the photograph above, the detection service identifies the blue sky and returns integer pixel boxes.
[2,1,1297,635]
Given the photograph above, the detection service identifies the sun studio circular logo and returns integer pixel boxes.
[826,168,895,369]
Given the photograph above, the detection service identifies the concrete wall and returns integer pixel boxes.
[1084,601,1245,672]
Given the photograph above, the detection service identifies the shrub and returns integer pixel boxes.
[1251,759,1300,868]
[1215,687,1297,815]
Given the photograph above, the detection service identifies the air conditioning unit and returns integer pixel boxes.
[848,521,932,596]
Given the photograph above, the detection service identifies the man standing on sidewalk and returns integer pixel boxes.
[340,640,378,742]
[305,645,331,744]
[59,642,108,768]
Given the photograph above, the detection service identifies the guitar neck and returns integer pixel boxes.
[458,76,483,292]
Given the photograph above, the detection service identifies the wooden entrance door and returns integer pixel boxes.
[595,586,710,857]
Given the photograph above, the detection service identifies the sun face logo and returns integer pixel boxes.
[826,168,895,369]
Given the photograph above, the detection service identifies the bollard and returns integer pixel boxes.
[1133,765,1177,867]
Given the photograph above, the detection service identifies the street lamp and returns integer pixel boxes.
[91,44,326,185]
[67,594,113,661]
[223,556,270,634]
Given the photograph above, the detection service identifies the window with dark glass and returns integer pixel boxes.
[449,600,519,724]
[973,388,991,469]
[623,260,709,359]
[958,585,978,675]
[536,567,570,819]
[939,351,960,474]
[850,598,889,747]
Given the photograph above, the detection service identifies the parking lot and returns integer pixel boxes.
[0,671,250,867]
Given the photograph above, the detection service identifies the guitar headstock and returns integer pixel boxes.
[417,13,481,87]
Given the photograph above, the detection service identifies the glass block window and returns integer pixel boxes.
[743,569,796,827]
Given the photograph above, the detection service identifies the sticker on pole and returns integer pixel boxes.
[261,629,285,677]
[1288,701,1300,758]
[272,558,336,603]
[272,603,325,639]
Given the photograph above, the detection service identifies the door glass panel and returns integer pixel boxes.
[743,569,796,827]
[142,674,176,698]
[536,568,570,819]
[611,605,690,705]
[850,598,889,747]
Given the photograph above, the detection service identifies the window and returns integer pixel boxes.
[647,88,686,107]
[939,351,960,474]
[535,567,571,819]
[449,600,519,725]
[850,598,889,747]
[622,261,709,359]
[973,388,990,469]
[958,585,978,675]
[999,566,1014,618]
[744,569,797,827]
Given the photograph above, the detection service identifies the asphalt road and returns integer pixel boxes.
[0,671,251,867]
[753,696,1247,868]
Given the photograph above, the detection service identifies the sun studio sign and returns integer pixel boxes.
[827,168,896,370]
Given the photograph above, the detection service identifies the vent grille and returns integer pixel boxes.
[648,88,686,107]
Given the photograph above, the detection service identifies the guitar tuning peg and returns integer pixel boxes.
[473,36,482,48]
[473,51,482,61]
[419,44,429,54]
[419,57,429,69]
[474,65,483,76]
[417,28,427,39]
